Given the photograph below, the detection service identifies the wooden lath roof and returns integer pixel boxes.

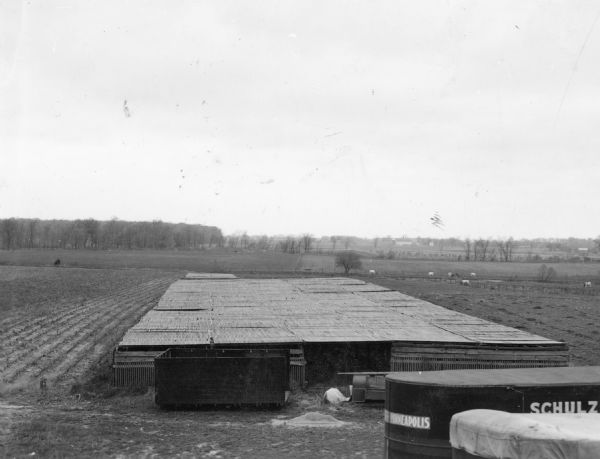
[119,276,561,347]
[184,272,238,279]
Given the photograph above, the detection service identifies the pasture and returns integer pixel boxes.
[1,249,600,458]
[2,248,600,281]
[0,248,304,273]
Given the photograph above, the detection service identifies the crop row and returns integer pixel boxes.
[0,276,175,388]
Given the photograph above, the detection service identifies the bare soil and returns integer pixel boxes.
[1,263,599,458]
[2,392,383,459]
[0,267,180,393]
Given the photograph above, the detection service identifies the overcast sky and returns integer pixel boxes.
[2,0,599,239]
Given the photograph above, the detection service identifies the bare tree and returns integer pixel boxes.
[335,251,362,274]
[25,219,38,248]
[83,218,100,248]
[280,237,298,254]
[474,239,490,261]
[497,238,515,262]
[227,236,239,249]
[0,218,19,249]
[301,234,313,253]
[464,238,471,261]
[538,264,557,282]
[279,238,289,253]
[256,235,270,250]
[209,232,223,247]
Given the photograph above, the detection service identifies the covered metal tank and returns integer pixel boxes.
[385,366,600,459]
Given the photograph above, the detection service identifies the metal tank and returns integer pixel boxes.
[385,366,600,459]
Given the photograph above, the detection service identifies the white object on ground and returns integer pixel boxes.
[323,387,350,404]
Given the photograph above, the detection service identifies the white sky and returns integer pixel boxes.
[1,0,600,239]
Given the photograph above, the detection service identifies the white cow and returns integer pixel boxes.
[368,269,376,276]
[448,272,453,278]
[584,281,592,288]
[428,272,435,277]
[461,279,470,286]
[470,272,477,278]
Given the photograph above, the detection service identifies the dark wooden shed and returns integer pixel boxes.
[154,348,289,407]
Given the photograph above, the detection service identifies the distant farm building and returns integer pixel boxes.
[113,274,568,406]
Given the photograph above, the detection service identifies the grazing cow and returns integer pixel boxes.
[54,259,61,266]
[584,281,592,288]
[368,269,376,276]
[461,279,470,286]
[448,272,453,278]
[428,272,435,277]
[470,272,477,278]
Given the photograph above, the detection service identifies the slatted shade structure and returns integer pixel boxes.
[184,272,238,279]
[114,276,568,390]
[120,277,559,346]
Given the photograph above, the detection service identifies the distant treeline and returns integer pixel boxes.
[0,218,224,250]
[226,233,600,263]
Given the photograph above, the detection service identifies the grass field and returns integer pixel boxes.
[1,249,600,458]
[2,248,600,281]
[0,248,305,272]
[357,257,600,280]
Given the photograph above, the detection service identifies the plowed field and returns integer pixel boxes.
[0,267,180,393]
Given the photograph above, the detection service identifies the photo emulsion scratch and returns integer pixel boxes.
[1,1,600,458]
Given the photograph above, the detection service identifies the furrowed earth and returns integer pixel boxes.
[1,251,599,458]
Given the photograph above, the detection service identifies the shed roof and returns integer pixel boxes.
[184,272,238,279]
[119,276,561,347]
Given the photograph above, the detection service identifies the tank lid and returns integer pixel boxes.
[386,366,600,387]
